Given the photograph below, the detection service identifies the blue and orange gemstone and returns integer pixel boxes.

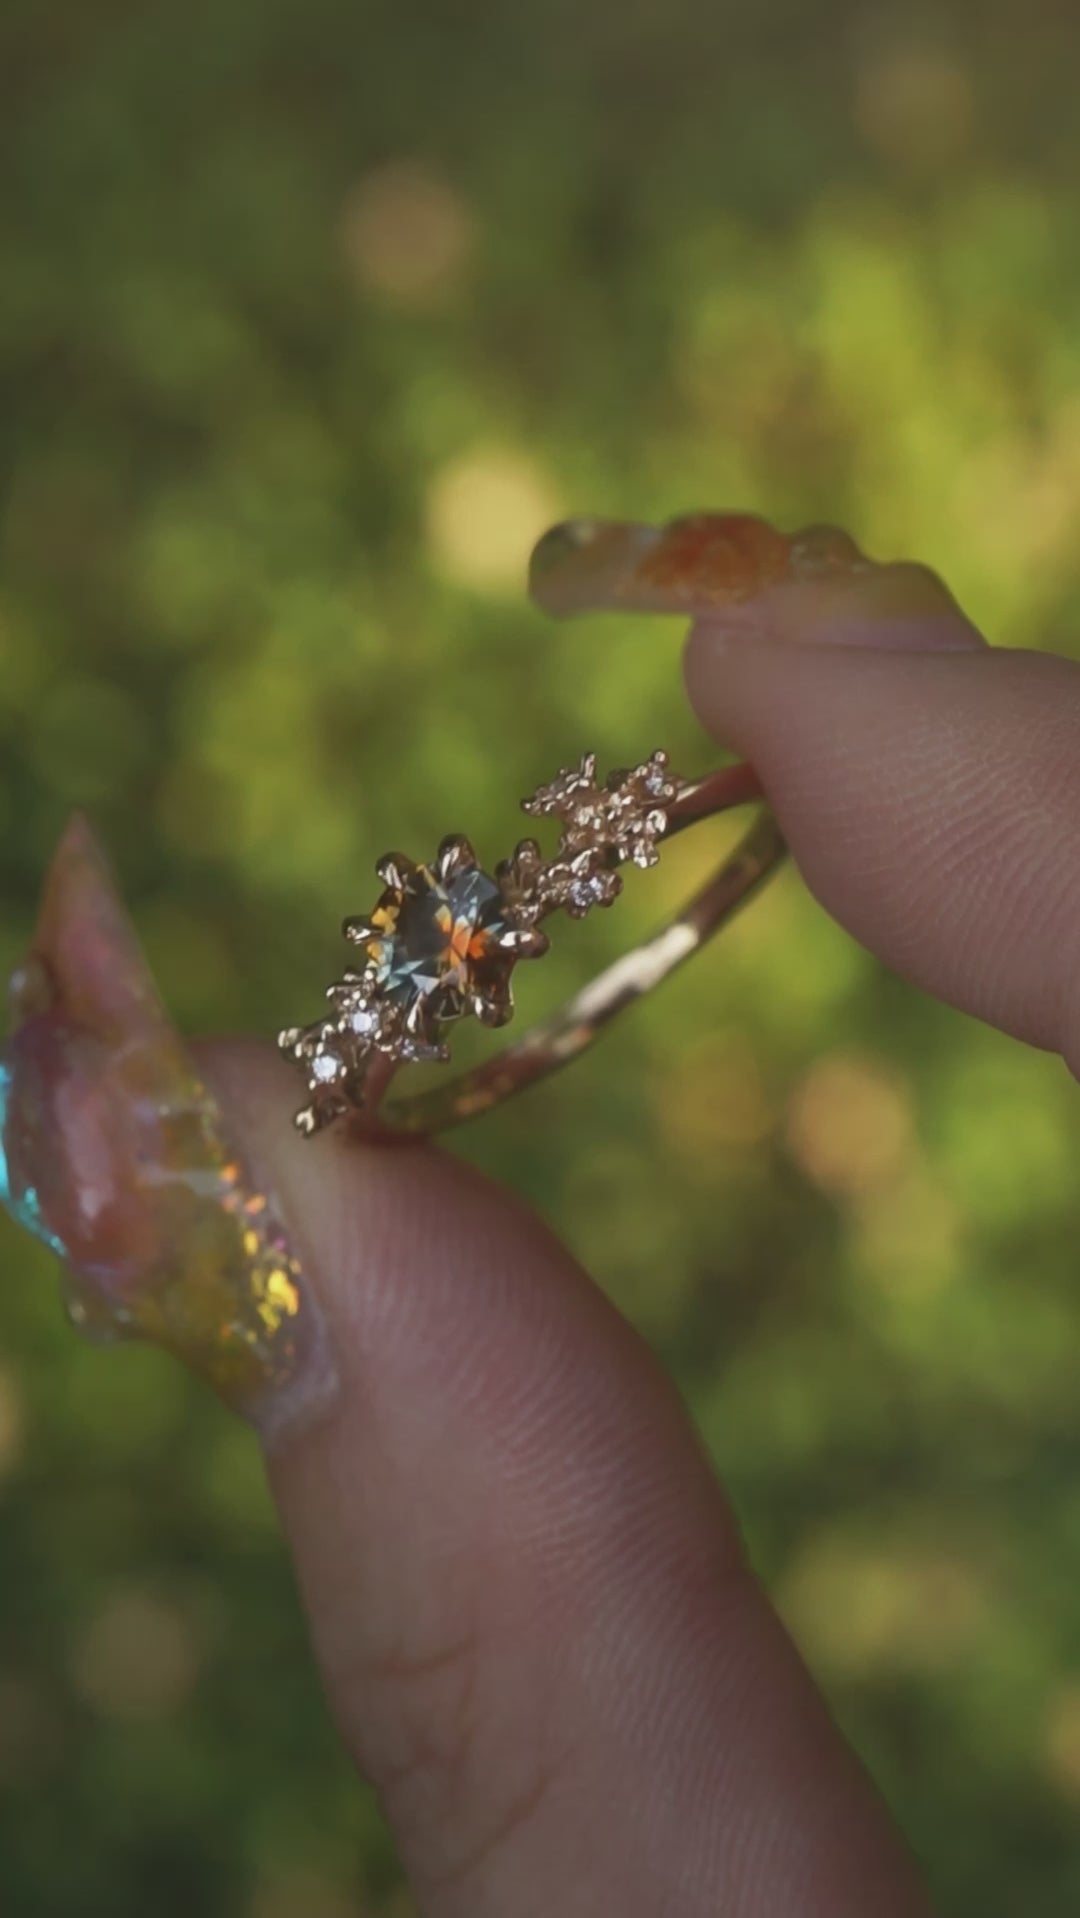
[346,835,544,1032]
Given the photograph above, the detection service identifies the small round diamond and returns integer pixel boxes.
[568,869,619,913]
[312,1051,344,1082]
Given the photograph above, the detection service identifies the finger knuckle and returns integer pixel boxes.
[357,1623,569,1899]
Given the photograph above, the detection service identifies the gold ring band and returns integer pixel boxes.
[278,758,785,1137]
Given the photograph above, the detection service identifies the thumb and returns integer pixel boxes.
[1,816,935,1918]
[215,1041,934,1918]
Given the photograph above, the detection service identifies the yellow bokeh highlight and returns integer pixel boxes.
[852,1167,964,1300]
[658,1030,774,1161]
[1042,1686,1080,1804]
[425,447,562,592]
[785,1049,917,1199]
[779,1533,991,1678]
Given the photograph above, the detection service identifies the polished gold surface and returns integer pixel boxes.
[280,747,786,1136]
[378,794,786,1133]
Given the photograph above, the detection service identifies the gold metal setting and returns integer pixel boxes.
[279,752,785,1137]
[274,504,961,1136]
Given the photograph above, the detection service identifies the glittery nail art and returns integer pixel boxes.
[0,816,336,1438]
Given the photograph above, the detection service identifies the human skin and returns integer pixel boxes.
[205,563,1061,1918]
[12,548,1080,1913]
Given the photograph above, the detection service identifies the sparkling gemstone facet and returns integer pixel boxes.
[367,865,509,1019]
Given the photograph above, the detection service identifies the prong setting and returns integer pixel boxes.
[280,748,687,1132]
[436,834,478,882]
[375,853,414,890]
[496,926,550,959]
[342,916,381,946]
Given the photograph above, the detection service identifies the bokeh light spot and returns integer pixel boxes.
[780,1533,990,1676]
[340,161,476,305]
[853,1167,963,1297]
[854,36,976,173]
[425,448,562,592]
[785,1049,916,1198]
[658,1030,774,1161]
[71,1587,205,1721]
[1043,1685,1080,1803]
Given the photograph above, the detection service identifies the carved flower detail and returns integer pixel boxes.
[280,747,686,1133]
[522,752,601,819]
[522,748,677,880]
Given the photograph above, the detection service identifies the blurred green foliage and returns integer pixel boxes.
[3,1,1080,1911]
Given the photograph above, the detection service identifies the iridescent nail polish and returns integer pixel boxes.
[0,816,336,1438]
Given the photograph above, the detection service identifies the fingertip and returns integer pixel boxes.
[684,606,1080,1065]
[683,563,986,740]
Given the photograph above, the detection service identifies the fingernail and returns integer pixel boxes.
[529,518,669,616]
[529,511,984,653]
[743,553,985,654]
[0,815,337,1443]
